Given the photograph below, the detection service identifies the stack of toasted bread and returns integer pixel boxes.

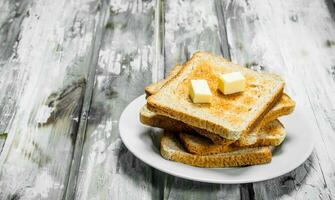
[140,52,295,168]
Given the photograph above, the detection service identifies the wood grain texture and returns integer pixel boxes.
[0,0,31,60]
[0,0,101,199]
[0,133,7,153]
[0,0,334,199]
[222,0,335,199]
[73,0,163,199]
[64,1,107,199]
[0,0,31,141]
[164,0,224,72]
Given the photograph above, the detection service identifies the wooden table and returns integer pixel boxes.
[0,0,334,199]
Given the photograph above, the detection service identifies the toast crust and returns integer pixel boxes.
[148,52,285,140]
[140,105,194,133]
[141,91,294,146]
[145,65,183,98]
[179,120,285,155]
[195,94,294,145]
[160,132,272,168]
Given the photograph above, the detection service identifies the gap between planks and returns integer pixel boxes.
[63,1,109,200]
[65,0,166,199]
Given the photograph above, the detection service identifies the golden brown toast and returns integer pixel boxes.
[194,94,294,145]
[143,63,295,146]
[147,52,285,140]
[179,120,285,155]
[140,97,293,146]
[145,65,183,98]
[160,132,272,168]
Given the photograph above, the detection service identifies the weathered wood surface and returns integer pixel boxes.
[73,0,162,199]
[0,0,101,199]
[0,0,334,199]
[0,133,6,154]
[223,0,335,199]
[0,0,30,153]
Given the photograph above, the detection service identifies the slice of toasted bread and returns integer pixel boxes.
[140,104,194,133]
[148,52,285,140]
[140,93,294,145]
[198,94,294,146]
[250,120,287,146]
[160,132,272,168]
[179,120,285,155]
[145,65,183,98]
[143,63,295,145]
[234,95,294,146]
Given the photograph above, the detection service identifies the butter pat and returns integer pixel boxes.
[189,80,212,103]
[218,72,246,95]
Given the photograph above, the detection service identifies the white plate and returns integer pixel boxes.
[119,95,314,184]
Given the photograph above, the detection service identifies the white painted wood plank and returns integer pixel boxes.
[74,0,162,199]
[164,0,224,72]
[0,0,30,157]
[0,0,101,199]
[0,0,31,60]
[64,2,107,199]
[222,0,335,199]
[0,0,31,137]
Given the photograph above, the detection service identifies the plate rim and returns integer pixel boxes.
[119,94,315,184]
